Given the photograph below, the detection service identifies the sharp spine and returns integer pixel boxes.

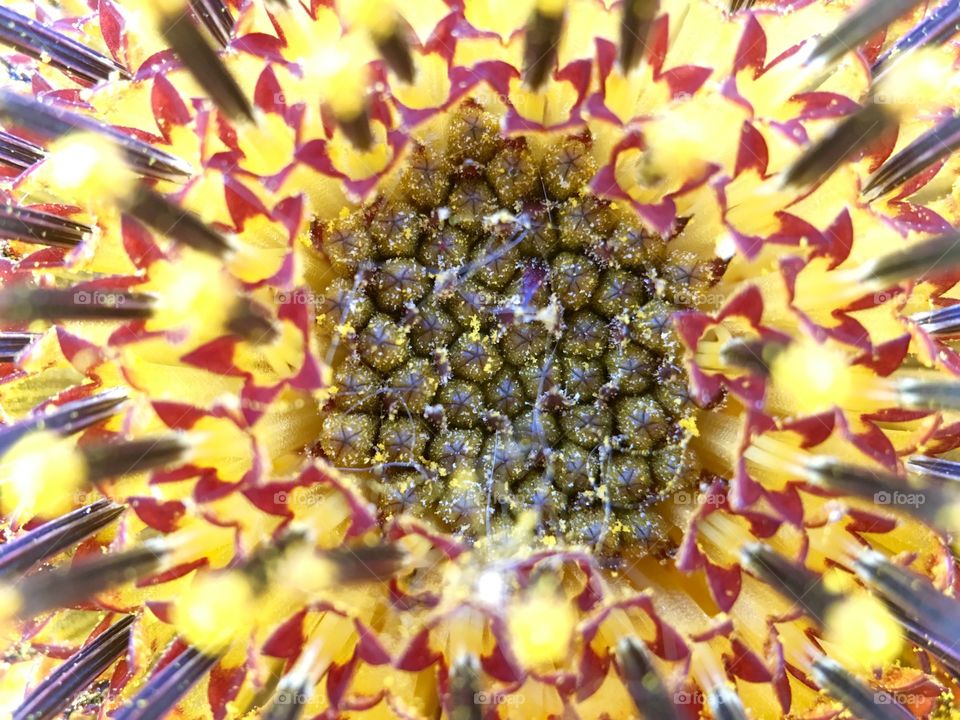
[337,108,374,151]
[34,389,127,434]
[0,131,44,173]
[236,529,307,591]
[863,115,960,201]
[619,0,657,71]
[15,544,167,618]
[113,647,219,720]
[912,302,960,336]
[854,549,960,673]
[861,231,960,285]
[262,680,309,720]
[780,103,896,188]
[375,28,416,83]
[897,378,960,411]
[719,338,786,377]
[449,654,482,720]
[13,615,134,720]
[0,500,124,577]
[740,543,839,626]
[805,457,960,531]
[226,299,279,344]
[0,331,38,361]
[708,685,749,720]
[0,286,154,323]
[906,455,960,482]
[523,5,565,90]
[81,437,188,482]
[0,90,193,182]
[873,0,960,77]
[323,544,406,584]
[616,637,678,720]
[0,204,92,248]
[803,0,928,71]
[126,187,233,257]
[885,601,960,676]
[0,7,129,86]
[158,14,254,123]
[0,388,127,456]
[188,0,235,48]
[811,657,914,720]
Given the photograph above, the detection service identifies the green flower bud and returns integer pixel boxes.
[446,101,502,164]
[552,252,599,310]
[541,136,597,201]
[360,314,410,372]
[320,413,378,467]
[401,143,452,209]
[616,396,668,455]
[487,139,539,206]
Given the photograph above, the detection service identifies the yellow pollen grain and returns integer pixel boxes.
[468,316,482,341]
[679,416,699,437]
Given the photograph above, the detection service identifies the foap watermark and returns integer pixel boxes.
[73,489,103,505]
[670,289,728,307]
[673,690,705,705]
[275,289,317,305]
[873,289,900,305]
[75,290,126,308]
[273,488,325,507]
[674,489,727,506]
[458,86,511,108]
[874,690,927,706]
[873,490,925,508]
[873,91,924,108]
[473,692,525,707]
[275,691,308,706]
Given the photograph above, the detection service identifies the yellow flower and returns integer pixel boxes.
[0,0,958,718]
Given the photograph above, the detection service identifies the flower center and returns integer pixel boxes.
[311,100,705,554]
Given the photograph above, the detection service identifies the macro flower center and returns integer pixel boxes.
[312,100,704,554]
